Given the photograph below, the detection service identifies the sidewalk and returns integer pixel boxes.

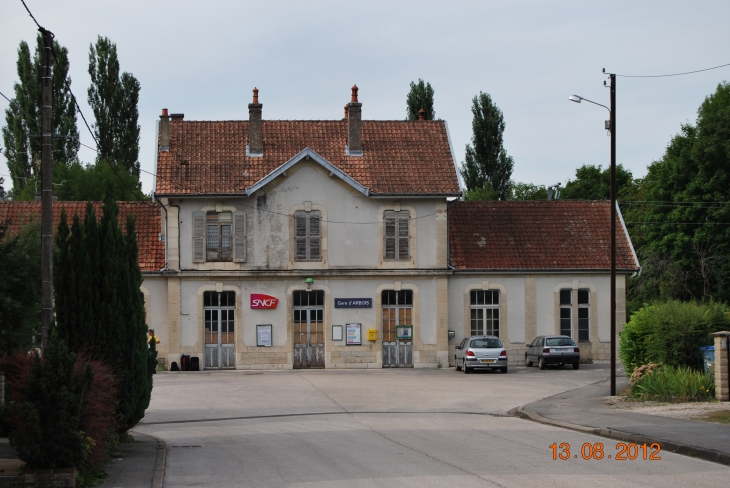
[519,375,730,466]
[0,431,165,488]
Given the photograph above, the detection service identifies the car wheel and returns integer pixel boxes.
[525,355,533,367]
[538,358,546,370]
[572,362,580,370]
[463,359,470,374]
[501,367,508,374]
[455,357,462,371]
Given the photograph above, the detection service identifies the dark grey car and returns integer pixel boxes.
[525,335,580,370]
[454,335,508,374]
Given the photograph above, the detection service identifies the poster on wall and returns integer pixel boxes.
[332,325,344,341]
[256,324,273,347]
[396,325,413,340]
[346,323,361,345]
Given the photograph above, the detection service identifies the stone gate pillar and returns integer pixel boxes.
[712,331,730,401]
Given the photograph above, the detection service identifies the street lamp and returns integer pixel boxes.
[568,73,617,396]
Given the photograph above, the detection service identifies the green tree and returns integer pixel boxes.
[0,218,41,354]
[560,164,635,200]
[509,181,548,200]
[54,194,151,431]
[460,92,514,200]
[54,159,145,201]
[406,79,435,121]
[88,36,141,176]
[628,82,730,302]
[2,34,79,200]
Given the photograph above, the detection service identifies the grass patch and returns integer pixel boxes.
[691,410,730,425]
[630,365,715,402]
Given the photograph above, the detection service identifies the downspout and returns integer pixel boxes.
[168,201,188,316]
[155,196,169,272]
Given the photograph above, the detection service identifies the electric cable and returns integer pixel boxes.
[615,63,730,78]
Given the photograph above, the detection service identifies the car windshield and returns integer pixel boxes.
[545,338,577,347]
[470,339,503,349]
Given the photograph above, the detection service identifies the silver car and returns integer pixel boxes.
[454,335,508,374]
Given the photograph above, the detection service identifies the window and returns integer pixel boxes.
[559,289,590,341]
[560,289,572,337]
[206,211,232,261]
[295,210,321,261]
[193,211,246,263]
[382,290,413,342]
[578,289,590,341]
[470,290,500,337]
[470,338,503,349]
[203,291,236,369]
[384,210,410,260]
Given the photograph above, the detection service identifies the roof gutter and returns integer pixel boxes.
[451,268,640,274]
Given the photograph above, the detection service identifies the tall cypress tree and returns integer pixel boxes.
[460,92,514,200]
[406,79,436,121]
[88,37,141,176]
[54,196,151,431]
[2,35,79,199]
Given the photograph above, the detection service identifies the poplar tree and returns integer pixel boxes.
[460,92,514,200]
[406,79,436,121]
[54,195,151,431]
[88,36,141,176]
[1,34,79,199]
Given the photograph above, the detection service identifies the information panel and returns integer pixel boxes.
[334,298,372,308]
[346,323,362,345]
[256,324,273,347]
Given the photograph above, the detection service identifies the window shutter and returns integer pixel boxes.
[309,213,320,236]
[192,211,206,263]
[295,212,308,260]
[295,213,307,237]
[384,211,396,260]
[233,211,246,262]
[397,212,409,259]
[398,237,409,259]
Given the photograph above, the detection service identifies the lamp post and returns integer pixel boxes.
[569,72,617,396]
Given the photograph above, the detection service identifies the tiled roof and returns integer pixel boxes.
[449,200,639,271]
[0,201,164,272]
[154,120,461,195]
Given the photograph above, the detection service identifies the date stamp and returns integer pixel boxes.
[549,442,661,460]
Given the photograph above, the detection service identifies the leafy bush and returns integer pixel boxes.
[630,365,715,402]
[619,300,730,374]
[2,337,118,473]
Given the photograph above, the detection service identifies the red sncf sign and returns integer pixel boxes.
[250,294,279,309]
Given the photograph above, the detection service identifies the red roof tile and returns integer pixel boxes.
[154,120,461,195]
[0,201,164,272]
[449,200,639,271]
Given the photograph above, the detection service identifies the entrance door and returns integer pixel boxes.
[382,290,413,368]
[292,290,325,369]
[204,291,236,369]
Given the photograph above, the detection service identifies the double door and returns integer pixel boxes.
[382,305,413,368]
[204,308,235,369]
[293,307,324,369]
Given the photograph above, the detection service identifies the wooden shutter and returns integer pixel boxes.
[397,212,409,259]
[233,211,246,262]
[192,211,206,263]
[309,212,321,260]
[384,211,396,260]
[295,212,308,260]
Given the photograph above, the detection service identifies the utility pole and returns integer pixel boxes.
[40,28,54,350]
[609,73,617,396]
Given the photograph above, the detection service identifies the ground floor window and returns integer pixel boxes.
[470,290,499,337]
[560,289,590,341]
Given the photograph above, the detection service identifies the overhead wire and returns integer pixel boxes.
[615,63,730,78]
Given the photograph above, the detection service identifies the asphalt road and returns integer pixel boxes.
[136,365,730,487]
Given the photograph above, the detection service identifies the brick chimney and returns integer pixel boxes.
[159,108,170,151]
[419,108,425,121]
[248,87,263,156]
[347,85,362,155]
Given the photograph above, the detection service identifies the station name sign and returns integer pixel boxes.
[250,294,279,309]
[334,298,372,309]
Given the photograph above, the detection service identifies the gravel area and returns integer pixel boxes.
[605,395,730,420]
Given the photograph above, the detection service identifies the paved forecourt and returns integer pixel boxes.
[136,366,730,487]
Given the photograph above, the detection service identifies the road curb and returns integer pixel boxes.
[131,431,167,488]
[515,405,730,467]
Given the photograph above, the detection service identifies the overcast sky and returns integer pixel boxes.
[2,0,729,196]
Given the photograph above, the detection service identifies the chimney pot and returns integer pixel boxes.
[248,88,263,155]
[159,109,171,151]
[419,108,425,120]
[347,86,362,155]
[344,105,349,119]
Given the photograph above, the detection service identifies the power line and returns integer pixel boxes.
[20,0,43,30]
[625,221,730,225]
[615,63,730,78]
